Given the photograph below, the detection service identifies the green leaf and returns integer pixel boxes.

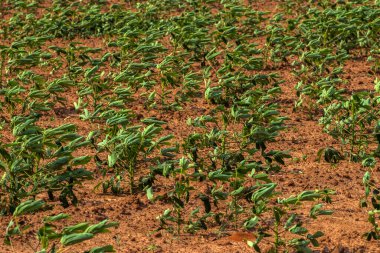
[84,220,119,234]
[251,183,276,202]
[60,233,94,246]
[208,170,231,181]
[205,48,222,61]
[285,214,296,229]
[71,156,91,166]
[244,216,259,229]
[88,245,115,253]
[44,213,70,223]
[62,223,89,234]
[147,187,154,201]
[13,199,45,216]
[289,225,308,235]
[199,194,211,213]
[230,186,244,196]
[108,153,117,167]
[46,156,71,170]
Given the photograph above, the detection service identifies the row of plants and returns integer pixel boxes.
[0,0,379,252]
[267,0,380,245]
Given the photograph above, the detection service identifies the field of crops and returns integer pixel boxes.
[1,0,380,252]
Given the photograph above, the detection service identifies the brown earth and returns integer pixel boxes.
[1,0,380,253]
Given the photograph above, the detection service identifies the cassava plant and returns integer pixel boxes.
[0,117,92,213]
[97,120,173,194]
[361,161,380,241]
[319,86,380,161]
[5,199,118,253]
[247,188,334,253]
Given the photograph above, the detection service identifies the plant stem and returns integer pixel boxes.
[274,218,279,253]
[350,101,356,161]
[129,160,135,194]
[0,54,3,88]
[177,208,181,236]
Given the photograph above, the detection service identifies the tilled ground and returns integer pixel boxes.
[1,1,380,252]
